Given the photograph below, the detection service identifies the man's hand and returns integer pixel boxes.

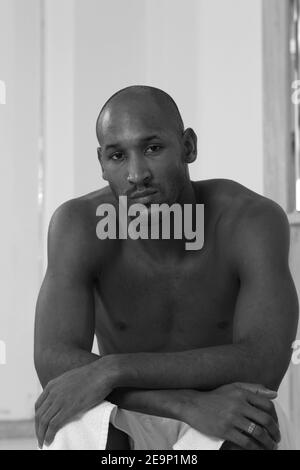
[179,383,281,450]
[35,360,114,449]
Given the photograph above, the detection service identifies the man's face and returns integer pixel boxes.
[98,98,189,209]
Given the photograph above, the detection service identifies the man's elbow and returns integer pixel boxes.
[260,374,282,393]
[239,363,282,392]
[34,357,47,389]
[249,354,291,392]
[236,343,291,392]
[34,346,52,388]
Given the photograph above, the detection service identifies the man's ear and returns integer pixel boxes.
[97,147,108,181]
[182,128,197,164]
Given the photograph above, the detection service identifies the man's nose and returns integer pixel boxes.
[127,155,152,186]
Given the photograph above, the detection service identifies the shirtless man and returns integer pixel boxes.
[34,86,299,450]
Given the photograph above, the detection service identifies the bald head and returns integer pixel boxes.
[96,86,184,145]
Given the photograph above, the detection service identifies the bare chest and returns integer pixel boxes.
[94,242,239,353]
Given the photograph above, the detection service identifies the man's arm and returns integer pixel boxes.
[34,200,99,387]
[98,200,299,392]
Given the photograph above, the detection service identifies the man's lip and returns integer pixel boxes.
[130,190,157,199]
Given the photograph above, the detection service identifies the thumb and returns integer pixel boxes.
[234,382,278,399]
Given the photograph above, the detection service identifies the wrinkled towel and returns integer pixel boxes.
[43,399,296,450]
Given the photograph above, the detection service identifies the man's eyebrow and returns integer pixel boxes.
[103,135,163,152]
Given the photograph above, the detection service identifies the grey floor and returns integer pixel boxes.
[0,439,36,450]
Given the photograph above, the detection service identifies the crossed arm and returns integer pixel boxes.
[34,199,299,448]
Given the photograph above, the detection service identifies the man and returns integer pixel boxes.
[34,86,299,450]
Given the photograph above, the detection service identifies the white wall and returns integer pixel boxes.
[45,0,263,227]
[195,0,263,193]
[0,0,41,420]
[44,0,75,238]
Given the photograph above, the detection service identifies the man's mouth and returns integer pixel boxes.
[130,190,158,204]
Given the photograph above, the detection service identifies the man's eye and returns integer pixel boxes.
[111,153,124,161]
[145,145,162,154]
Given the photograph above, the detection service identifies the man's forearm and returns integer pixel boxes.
[35,346,99,388]
[108,388,188,421]
[36,346,189,421]
[104,343,280,392]
[36,340,280,423]
[39,341,279,395]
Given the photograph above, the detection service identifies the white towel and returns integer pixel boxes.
[43,399,296,450]
[173,425,224,451]
[43,401,223,451]
[274,401,297,450]
[43,401,116,450]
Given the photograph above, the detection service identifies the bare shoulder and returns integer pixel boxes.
[195,179,290,261]
[48,186,118,272]
[49,186,115,235]
[218,179,289,242]
[197,178,288,230]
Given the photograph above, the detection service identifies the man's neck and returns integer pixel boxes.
[125,180,199,263]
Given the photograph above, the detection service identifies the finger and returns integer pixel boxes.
[37,403,60,450]
[250,424,277,450]
[35,396,53,448]
[255,389,277,399]
[227,429,263,451]
[44,407,79,448]
[245,392,277,419]
[43,410,62,447]
[35,388,50,413]
[243,405,281,443]
[235,383,277,399]
[234,418,277,450]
